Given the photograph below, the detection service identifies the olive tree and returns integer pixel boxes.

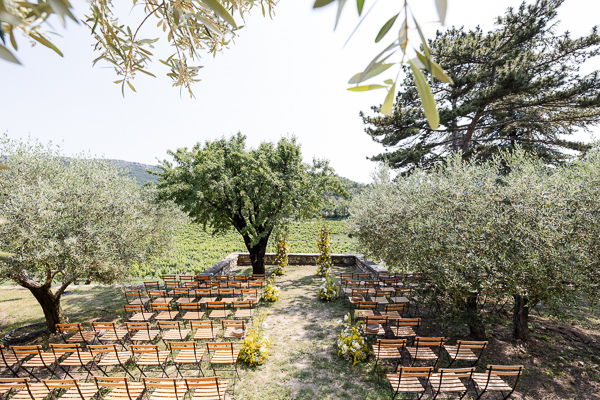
[0,137,183,332]
[348,149,599,340]
[156,133,345,275]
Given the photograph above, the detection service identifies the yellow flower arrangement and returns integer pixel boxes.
[336,313,369,365]
[273,234,289,276]
[262,277,280,302]
[315,223,332,276]
[239,311,272,366]
[318,272,339,301]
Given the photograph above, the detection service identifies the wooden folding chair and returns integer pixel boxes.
[342,280,361,295]
[390,318,421,343]
[444,340,488,368]
[225,281,242,296]
[250,274,265,281]
[124,290,149,309]
[191,321,219,341]
[386,366,432,400]
[230,274,248,282]
[372,339,406,369]
[430,367,475,400]
[158,321,190,343]
[91,322,129,350]
[372,290,390,305]
[472,365,524,400]
[0,377,51,400]
[339,272,354,280]
[144,282,161,293]
[123,305,154,323]
[50,344,94,380]
[406,337,445,368]
[179,303,205,322]
[193,289,216,304]
[240,289,259,305]
[206,302,229,319]
[42,379,98,400]
[183,377,228,400]
[147,291,173,305]
[232,301,253,319]
[93,377,144,400]
[11,346,60,380]
[179,276,194,284]
[141,378,187,400]
[167,342,205,378]
[357,273,371,280]
[0,345,28,377]
[162,275,177,282]
[381,304,406,322]
[221,321,246,340]
[364,316,388,336]
[355,301,378,320]
[125,322,160,343]
[205,343,239,380]
[87,344,134,379]
[130,346,169,378]
[56,324,98,346]
[150,303,179,321]
[164,281,180,294]
[246,281,263,294]
[172,288,195,305]
[217,289,235,305]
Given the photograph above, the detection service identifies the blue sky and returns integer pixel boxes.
[1,0,598,183]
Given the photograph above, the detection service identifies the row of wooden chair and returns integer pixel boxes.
[123,302,255,324]
[0,376,229,400]
[126,288,262,308]
[387,365,523,400]
[2,342,240,381]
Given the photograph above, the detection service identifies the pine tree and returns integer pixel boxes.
[362,0,600,173]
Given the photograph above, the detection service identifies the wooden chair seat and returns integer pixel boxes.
[155,311,180,321]
[208,310,229,319]
[127,298,149,306]
[176,297,196,304]
[99,329,128,342]
[355,309,376,318]
[185,378,228,400]
[381,312,402,321]
[22,353,59,368]
[210,350,239,364]
[406,347,438,360]
[193,329,219,340]
[472,373,513,392]
[372,347,402,360]
[60,352,94,366]
[56,383,98,400]
[385,374,425,393]
[162,329,191,341]
[1,353,28,368]
[391,296,410,303]
[129,312,155,322]
[130,330,160,342]
[233,309,254,318]
[243,297,259,305]
[100,383,144,400]
[146,383,187,400]
[97,352,131,366]
[173,349,206,364]
[223,327,247,339]
[220,298,235,304]
[391,326,417,337]
[11,383,51,400]
[443,346,478,361]
[429,373,467,392]
[137,351,170,365]
[196,297,217,304]
[151,298,173,304]
[65,331,98,344]
[372,297,389,304]
[182,312,205,321]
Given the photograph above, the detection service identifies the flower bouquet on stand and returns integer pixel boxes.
[262,277,280,302]
[336,313,369,365]
[315,223,332,276]
[273,233,289,276]
[239,311,272,366]
[318,272,339,301]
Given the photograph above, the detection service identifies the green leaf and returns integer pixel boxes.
[356,0,364,15]
[29,33,63,56]
[0,251,15,258]
[48,0,77,25]
[409,60,439,130]
[334,0,347,30]
[380,81,396,115]
[0,43,20,64]
[375,13,398,43]
[347,84,386,92]
[415,51,453,84]
[398,18,407,53]
[413,17,431,59]
[0,11,23,25]
[127,81,136,92]
[384,79,393,85]
[201,0,237,28]
[138,69,157,78]
[348,63,393,84]
[313,0,335,7]
[195,14,223,36]
[435,0,447,25]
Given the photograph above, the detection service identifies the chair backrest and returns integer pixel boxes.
[215,275,229,282]
[194,288,212,297]
[144,281,160,291]
[356,301,378,310]
[196,275,210,282]
[456,340,488,350]
[485,365,524,377]
[395,287,413,295]
[232,301,252,310]
[124,290,144,302]
[142,378,186,398]
[190,320,215,332]
[56,323,85,337]
[125,322,151,332]
[397,366,433,378]
[183,377,225,399]
[162,274,177,281]
[357,273,371,280]
[206,342,234,355]
[248,281,264,288]
[130,345,160,355]
[123,304,144,314]
[183,282,200,288]
[205,280,221,287]
[205,301,227,310]
[384,304,406,313]
[437,367,475,379]
[376,339,406,351]
[231,274,248,281]
[42,379,88,395]
[157,321,183,331]
[251,274,266,280]
[365,316,389,326]
[339,272,354,279]
[226,281,242,288]
[167,342,198,353]
[0,377,30,391]
[179,302,202,312]
[91,321,119,332]
[363,280,379,287]
[395,318,421,328]
[150,303,172,313]
[218,288,234,297]
[10,345,43,356]
[241,289,259,297]
[88,344,120,356]
[171,288,190,297]
[351,288,369,297]
[179,276,194,282]
[148,290,168,299]
[221,320,245,330]
[94,376,140,399]
[49,343,79,355]
[375,290,390,297]
[414,337,444,347]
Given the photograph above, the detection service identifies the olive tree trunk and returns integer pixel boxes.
[513,294,530,341]
[29,286,67,333]
[244,233,271,275]
[466,293,487,340]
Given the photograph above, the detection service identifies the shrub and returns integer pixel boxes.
[336,313,368,365]
[318,273,339,301]
[239,311,272,366]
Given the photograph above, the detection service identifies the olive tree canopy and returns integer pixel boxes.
[0,137,183,332]
[156,133,345,274]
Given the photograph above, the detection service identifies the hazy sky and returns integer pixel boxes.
[2,0,598,183]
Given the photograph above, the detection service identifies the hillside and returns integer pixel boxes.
[107,159,160,185]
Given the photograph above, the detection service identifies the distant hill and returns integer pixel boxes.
[107,159,160,185]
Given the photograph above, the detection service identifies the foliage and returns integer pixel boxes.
[239,311,272,366]
[0,136,182,331]
[156,133,345,275]
[262,277,280,302]
[0,0,276,96]
[336,313,368,365]
[315,223,332,277]
[362,0,600,173]
[314,0,451,128]
[272,233,289,276]
[318,273,339,302]
[348,148,600,340]
[107,160,160,185]
[321,176,367,219]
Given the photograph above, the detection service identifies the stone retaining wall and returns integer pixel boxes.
[199,252,387,277]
